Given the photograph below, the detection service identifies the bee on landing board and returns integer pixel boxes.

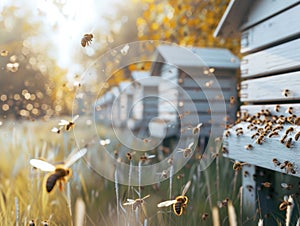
[29,148,87,193]
[81,34,93,47]
[157,180,191,216]
[123,194,150,210]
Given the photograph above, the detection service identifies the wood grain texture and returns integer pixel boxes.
[241,38,300,78]
[241,0,300,30]
[241,4,300,53]
[240,71,300,102]
[223,122,300,177]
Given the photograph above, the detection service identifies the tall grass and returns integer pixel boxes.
[0,119,299,225]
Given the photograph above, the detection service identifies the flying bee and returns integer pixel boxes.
[126,151,136,161]
[285,138,292,148]
[58,115,79,131]
[81,33,93,47]
[177,142,194,158]
[29,148,87,193]
[272,158,281,166]
[282,89,290,97]
[192,123,203,135]
[51,126,63,134]
[279,198,293,211]
[281,183,293,190]
[232,161,248,171]
[295,131,300,141]
[139,153,156,163]
[41,221,49,226]
[261,182,272,188]
[123,194,150,211]
[157,180,191,216]
[28,219,35,226]
[201,213,209,220]
[245,144,253,150]
[99,138,111,146]
[275,104,280,112]
[217,198,229,208]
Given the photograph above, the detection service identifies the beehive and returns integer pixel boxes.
[215,0,300,221]
[148,45,239,141]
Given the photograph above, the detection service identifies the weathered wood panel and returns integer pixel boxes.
[241,4,300,53]
[240,104,300,117]
[181,76,236,89]
[241,38,300,78]
[223,122,300,177]
[180,89,235,101]
[241,0,300,30]
[240,71,300,102]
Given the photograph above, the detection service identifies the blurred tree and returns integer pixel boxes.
[133,0,240,70]
[0,5,73,119]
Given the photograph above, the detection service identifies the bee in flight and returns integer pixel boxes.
[29,148,87,193]
[81,33,93,47]
[123,194,150,210]
[177,142,194,158]
[51,115,79,133]
[157,180,191,216]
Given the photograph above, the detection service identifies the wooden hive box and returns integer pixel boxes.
[149,45,239,141]
[127,71,160,132]
[215,0,300,222]
[114,81,135,128]
[95,92,115,125]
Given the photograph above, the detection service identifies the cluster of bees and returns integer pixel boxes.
[224,106,300,174]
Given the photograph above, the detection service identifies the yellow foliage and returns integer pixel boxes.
[137,0,240,56]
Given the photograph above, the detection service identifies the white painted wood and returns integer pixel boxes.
[148,120,178,138]
[240,71,300,102]
[242,165,256,217]
[223,122,300,177]
[241,0,300,30]
[241,38,300,78]
[181,76,236,89]
[241,4,300,53]
[240,104,300,117]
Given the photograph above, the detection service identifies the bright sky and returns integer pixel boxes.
[1,0,120,69]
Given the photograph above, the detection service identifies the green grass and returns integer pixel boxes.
[0,119,299,225]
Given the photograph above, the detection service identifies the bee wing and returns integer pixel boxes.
[51,127,59,133]
[177,148,184,152]
[123,199,135,205]
[188,142,194,149]
[142,194,150,200]
[58,119,69,126]
[157,200,177,208]
[64,148,87,168]
[72,114,79,122]
[182,180,191,196]
[29,159,56,172]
